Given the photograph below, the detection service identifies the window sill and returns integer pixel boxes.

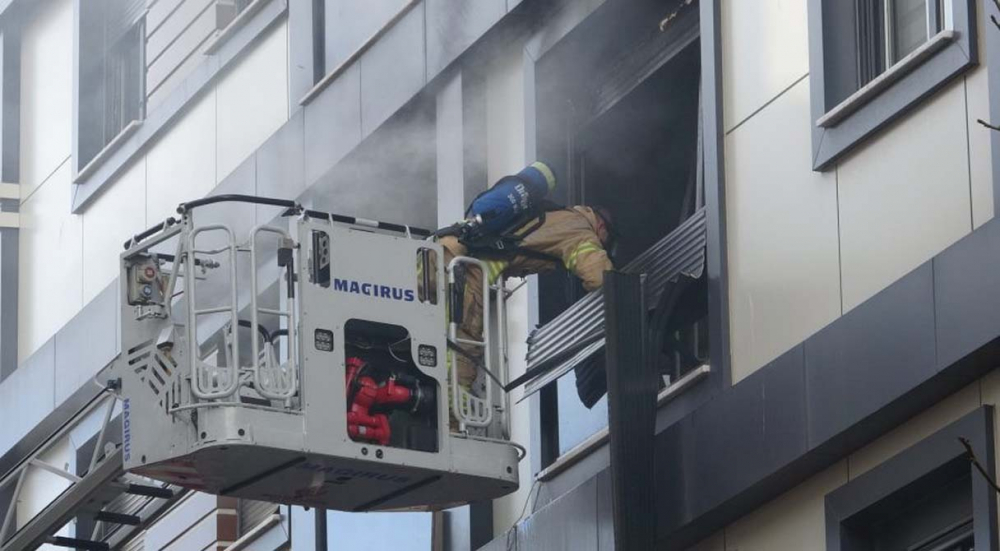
[817,30,956,129]
[203,0,272,56]
[73,120,143,184]
[225,513,282,551]
[534,363,710,483]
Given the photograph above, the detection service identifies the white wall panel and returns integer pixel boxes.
[726,79,841,383]
[0,349,54,454]
[838,81,972,312]
[216,20,289,181]
[82,158,146,303]
[724,461,847,551]
[967,67,993,229]
[18,162,83,359]
[19,0,73,199]
[721,0,809,132]
[17,438,74,532]
[146,91,217,223]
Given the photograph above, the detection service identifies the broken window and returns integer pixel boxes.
[532,0,708,457]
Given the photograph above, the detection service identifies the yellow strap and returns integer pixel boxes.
[485,259,508,284]
[565,241,602,273]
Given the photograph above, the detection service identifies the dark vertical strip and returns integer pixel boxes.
[856,0,886,86]
[469,501,493,549]
[311,0,325,84]
[604,271,656,551]
[700,0,730,390]
[538,385,559,468]
[973,407,999,551]
[314,508,327,551]
[987,0,1000,217]
[0,19,19,382]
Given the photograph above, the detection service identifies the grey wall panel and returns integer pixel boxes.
[256,109,305,221]
[0,336,53,456]
[478,532,514,551]
[199,153,258,241]
[323,0,407,72]
[303,63,361,187]
[359,2,426,137]
[301,100,437,231]
[804,261,937,447]
[933,218,1000,368]
[442,506,471,551]
[596,470,614,550]
[517,475,599,550]
[425,0,505,80]
[287,0,317,108]
[54,281,117,404]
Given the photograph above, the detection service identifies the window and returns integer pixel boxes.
[533,0,707,460]
[808,0,976,170]
[856,0,944,85]
[77,0,146,170]
[825,408,997,551]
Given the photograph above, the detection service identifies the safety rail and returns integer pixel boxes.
[249,225,299,401]
[187,224,242,400]
[447,256,494,428]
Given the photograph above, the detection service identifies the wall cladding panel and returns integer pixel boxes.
[145,89,217,223]
[837,80,972,312]
[323,0,408,72]
[81,157,146,303]
[18,162,82,359]
[425,0,505,79]
[216,20,289,181]
[19,0,73,199]
[721,0,809,132]
[725,78,841,382]
[359,3,426,137]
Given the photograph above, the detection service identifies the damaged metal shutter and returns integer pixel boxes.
[522,207,707,397]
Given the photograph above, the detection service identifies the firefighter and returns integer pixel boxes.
[439,162,615,429]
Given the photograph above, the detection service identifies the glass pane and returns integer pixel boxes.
[557,370,607,455]
[892,0,929,62]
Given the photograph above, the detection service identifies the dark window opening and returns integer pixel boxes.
[535,0,705,455]
[839,458,973,551]
[78,0,146,169]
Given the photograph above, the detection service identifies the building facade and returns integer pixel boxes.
[0,0,997,549]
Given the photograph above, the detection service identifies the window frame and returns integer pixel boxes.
[69,0,287,212]
[74,6,147,181]
[807,0,978,171]
[824,407,999,551]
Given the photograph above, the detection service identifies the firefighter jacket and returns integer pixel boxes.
[439,206,613,341]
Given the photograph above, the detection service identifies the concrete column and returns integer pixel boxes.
[436,70,466,226]
[485,43,540,538]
